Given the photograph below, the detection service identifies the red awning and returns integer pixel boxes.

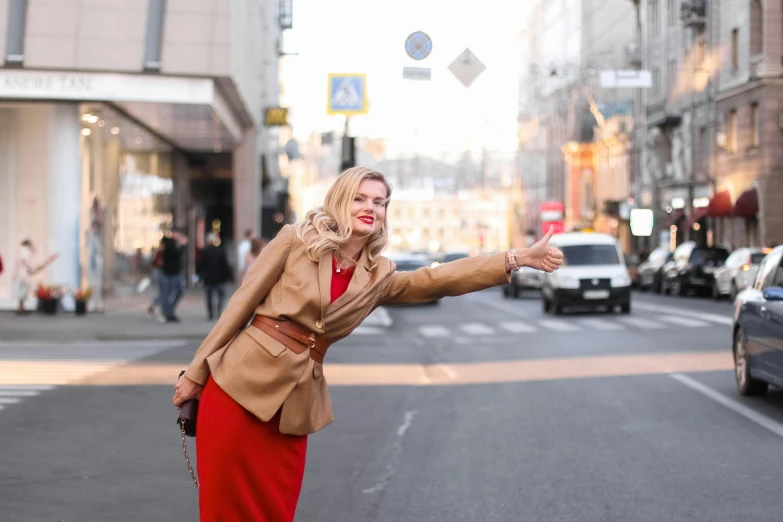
[686,207,710,227]
[707,190,733,217]
[733,188,759,217]
[663,208,685,228]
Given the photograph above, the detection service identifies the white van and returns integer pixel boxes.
[541,232,632,315]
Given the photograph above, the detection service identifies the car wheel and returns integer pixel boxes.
[552,297,564,315]
[620,301,631,314]
[542,297,552,313]
[502,285,510,298]
[729,282,738,302]
[512,285,521,299]
[671,277,683,296]
[654,275,663,294]
[734,328,768,396]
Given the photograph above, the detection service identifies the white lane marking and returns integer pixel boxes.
[499,322,538,333]
[419,325,450,338]
[0,397,22,404]
[539,319,580,332]
[0,390,40,397]
[617,316,666,329]
[436,363,458,379]
[576,318,625,331]
[671,373,783,439]
[634,302,733,325]
[0,385,54,391]
[460,323,495,336]
[659,315,710,327]
[363,409,418,494]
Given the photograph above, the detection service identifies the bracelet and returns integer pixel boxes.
[507,250,521,272]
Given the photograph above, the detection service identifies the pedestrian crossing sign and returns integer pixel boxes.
[327,74,368,115]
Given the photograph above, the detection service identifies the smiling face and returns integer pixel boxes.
[351,179,389,239]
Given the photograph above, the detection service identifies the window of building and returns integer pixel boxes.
[727,109,738,152]
[750,103,760,148]
[750,0,763,56]
[668,59,678,99]
[5,0,28,64]
[731,28,740,71]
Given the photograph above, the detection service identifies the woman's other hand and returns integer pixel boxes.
[518,227,563,273]
[173,374,204,407]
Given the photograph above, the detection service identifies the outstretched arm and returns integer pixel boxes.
[380,228,563,306]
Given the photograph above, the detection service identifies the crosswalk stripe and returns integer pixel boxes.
[419,325,450,338]
[499,322,538,333]
[617,317,666,329]
[659,315,710,327]
[576,318,625,331]
[460,323,495,335]
[0,391,40,397]
[0,397,22,404]
[539,319,580,332]
[0,385,55,391]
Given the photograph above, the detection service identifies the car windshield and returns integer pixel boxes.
[395,261,427,272]
[690,248,729,265]
[560,245,619,266]
[750,253,766,265]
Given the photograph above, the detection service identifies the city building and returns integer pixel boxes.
[0,0,284,309]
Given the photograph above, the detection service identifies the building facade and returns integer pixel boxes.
[0,0,283,309]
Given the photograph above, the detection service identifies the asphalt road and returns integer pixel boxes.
[2,289,783,522]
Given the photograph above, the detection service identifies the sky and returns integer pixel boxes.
[280,0,531,159]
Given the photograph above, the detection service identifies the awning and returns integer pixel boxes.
[663,208,685,228]
[707,190,733,217]
[733,188,759,218]
[686,207,710,227]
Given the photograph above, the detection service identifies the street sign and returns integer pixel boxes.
[327,74,368,115]
[264,107,288,126]
[405,31,432,61]
[448,48,486,88]
[599,70,652,88]
[403,66,431,81]
[630,208,654,237]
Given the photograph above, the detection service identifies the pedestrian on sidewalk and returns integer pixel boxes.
[159,230,188,323]
[12,239,58,315]
[241,238,263,281]
[197,233,232,321]
[236,228,255,277]
[173,166,564,521]
[145,245,165,318]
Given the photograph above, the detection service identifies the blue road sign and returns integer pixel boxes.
[405,31,432,61]
[327,74,367,115]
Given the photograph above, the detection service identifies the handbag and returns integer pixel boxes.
[175,370,200,488]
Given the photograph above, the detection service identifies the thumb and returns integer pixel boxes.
[541,226,554,243]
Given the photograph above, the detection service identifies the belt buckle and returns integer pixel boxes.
[307,334,316,349]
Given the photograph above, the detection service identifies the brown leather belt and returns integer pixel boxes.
[250,315,331,364]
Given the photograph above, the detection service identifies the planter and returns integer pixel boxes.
[75,301,87,316]
[39,298,59,315]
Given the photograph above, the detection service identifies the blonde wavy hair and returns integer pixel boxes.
[297,167,392,268]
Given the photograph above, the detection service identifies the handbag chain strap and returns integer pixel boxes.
[179,419,200,488]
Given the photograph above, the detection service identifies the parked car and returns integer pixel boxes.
[712,247,769,301]
[732,246,783,395]
[503,267,543,298]
[625,254,642,288]
[541,232,632,314]
[638,247,672,293]
[661,242,729,296]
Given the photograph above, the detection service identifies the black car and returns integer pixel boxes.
[662,242,730,296]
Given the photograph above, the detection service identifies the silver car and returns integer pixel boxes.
[712,247,769,300]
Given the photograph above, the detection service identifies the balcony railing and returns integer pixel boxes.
[680,0,706,28]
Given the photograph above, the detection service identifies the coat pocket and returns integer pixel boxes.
[244,323,287,356]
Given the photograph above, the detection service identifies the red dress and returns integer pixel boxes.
[196,258,354,521]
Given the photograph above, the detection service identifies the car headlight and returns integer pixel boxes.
[556,274,580,289]
[611,273,631,287]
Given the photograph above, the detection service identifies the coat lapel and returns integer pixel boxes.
[326,248,371,315]
[318,252,332,320]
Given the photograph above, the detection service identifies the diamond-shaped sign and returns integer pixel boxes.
[448,48,486,88]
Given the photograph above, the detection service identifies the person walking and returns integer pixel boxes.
[197,233,232,321]
[241,238,263,281]
[172,167,563,521]
[13,239,58,315]
[159,231,188,323]
[236,228,255,277]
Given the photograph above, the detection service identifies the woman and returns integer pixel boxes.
[173,167,563,521]
[242,237,263,281]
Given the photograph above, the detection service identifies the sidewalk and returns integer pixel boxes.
[0,287,393,342]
